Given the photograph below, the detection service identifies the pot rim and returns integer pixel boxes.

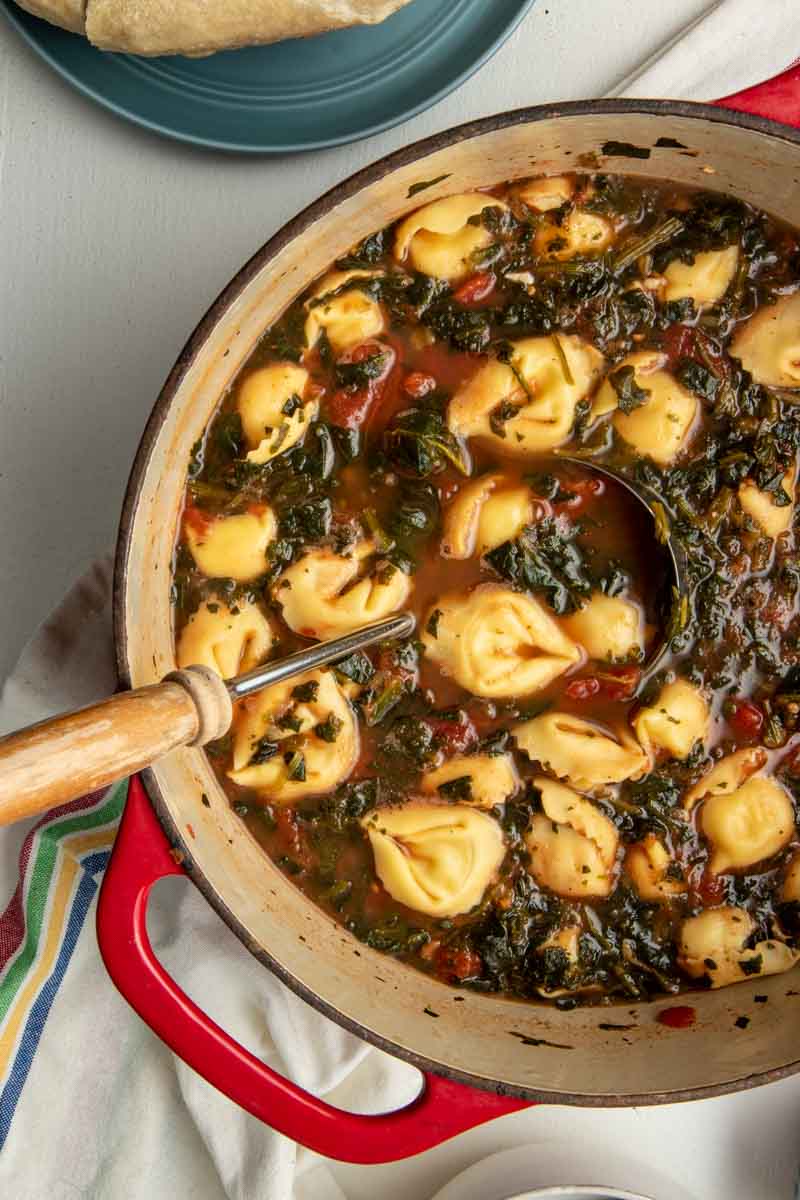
[113,96,800,1107]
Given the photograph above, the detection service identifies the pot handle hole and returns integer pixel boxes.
[96,776,530,1164]
[714,60,800,128]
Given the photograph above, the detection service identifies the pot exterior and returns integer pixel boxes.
[115,100,800,1105]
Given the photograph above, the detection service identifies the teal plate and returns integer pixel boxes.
[1,0,535,153]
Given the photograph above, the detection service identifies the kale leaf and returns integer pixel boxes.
[486,517,592,614]
[609,365,650,413]
[384,406,469,477]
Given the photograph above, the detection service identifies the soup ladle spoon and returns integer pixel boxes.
[0,469,686,827]
[0,611,415,827]
[559,455,689,673]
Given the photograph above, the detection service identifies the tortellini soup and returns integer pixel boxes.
[173,173,800,1007]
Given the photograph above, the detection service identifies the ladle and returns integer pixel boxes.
[0,612,415,827]
[0,465,687,827]
[560,456,688,672]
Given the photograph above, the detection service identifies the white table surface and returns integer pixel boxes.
[3,2,800,1197]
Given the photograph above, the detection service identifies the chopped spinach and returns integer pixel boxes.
[609,365,650,413]
[384,406,469,477]
[486,517,592,614]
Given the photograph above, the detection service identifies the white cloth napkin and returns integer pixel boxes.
[1,4,799,1198]
[608,0,799,101]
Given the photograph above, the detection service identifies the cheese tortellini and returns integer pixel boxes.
[561,592,644,662]
[684,746,768,811]
[361,803,506,918]
[421,753,520,808]
[684,749,794,874]
[625,834,686,902]
[663,246,739,307]
[730,291,800,389]
[176,598,274,679]
[228,669,358,802]
[393,193,508,281]
[440,473,535,559]
[422,584,581,699]
[449,335,606,456]
[526,778,619,898]
[738,465,796,538]
[514,711,648,790]
[534,210,614,259]
[237,363,317,464]
[678,907,798,988]
[591,350,697,465]
[274,540,412,639]
[515,174,575,213]
[184,506,276,582]
[304,270,385,354]
[700,775,794,875]
[633,679,710,760]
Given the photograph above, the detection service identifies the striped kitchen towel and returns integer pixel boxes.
[0,560,412,1200]
[0,781,126,1146]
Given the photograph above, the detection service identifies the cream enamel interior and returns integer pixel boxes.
[117,107,800,1104]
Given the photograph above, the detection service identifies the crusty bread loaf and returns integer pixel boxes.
[14,0,413,56]
[15,0,85,34]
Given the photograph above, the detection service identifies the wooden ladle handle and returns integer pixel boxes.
[0,667,232,826]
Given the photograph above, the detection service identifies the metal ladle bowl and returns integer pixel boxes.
[560,456,688,674]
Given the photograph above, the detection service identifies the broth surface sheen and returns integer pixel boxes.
[172,172,800,1007]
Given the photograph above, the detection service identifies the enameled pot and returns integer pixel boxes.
[103,65,800,1164]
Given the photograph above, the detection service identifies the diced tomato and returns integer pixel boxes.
[662,323,695,365]
[402,371,437,399]
[436,944,483,982]
[597,665,642,701]
[606,665,642,696]
[327,340,397,429]
[565,677,601,701]
[725,698,764,740]
[657,1005,696,1029]
[453,271,496,306]
[327,388,375,429]
[424,713,478,755]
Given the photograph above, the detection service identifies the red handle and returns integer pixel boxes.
[715,60,800,128]
[97,777,529,1163]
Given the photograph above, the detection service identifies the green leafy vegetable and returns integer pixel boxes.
[335,351,390,390]
[283,751,306,782]
[334,651,375,685]
[384,407,469,477]
[248,737,280,766]
[315,714,344,743]
[613,216,684,274]
[609,365,649,413]
[486,517,592,614]
[437,775,473,801]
